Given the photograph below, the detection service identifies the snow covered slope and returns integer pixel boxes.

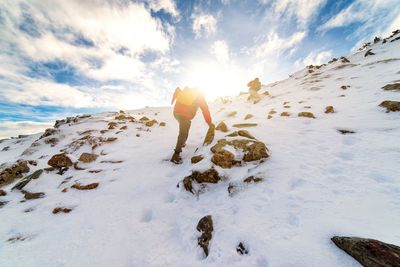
[0,32,399,267]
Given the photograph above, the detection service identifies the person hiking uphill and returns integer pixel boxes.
[170,87,213,164]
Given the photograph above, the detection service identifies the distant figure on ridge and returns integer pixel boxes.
[247,77,261,104]
[170,87,213,164]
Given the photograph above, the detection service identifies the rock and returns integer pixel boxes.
[39,128,58,139]
[78,153,98,163]
[100,137,117,142]
[267,115,273,119]
[120,125,128,130]
[197,215,213,257]
[340,57,350,63]
[338,129,355,135]
[283,105,291,108]
[191,155,204,164]
[280,112,291,117]
[203,124,215,145]
[374,36,381,43]
[211,139,269,163]
[100,129,108,134]
[243,176,263,183]
[23,191,45,200]
[364,49,375,57]
[244,114,253,120]
[0,161,30,188]
[28,160,37,166]
[382,83,400,91]
[0,200,8,208]
[341,85,350,90]
[159,122,166,126]
[73,162,85,170]
[232,123,258,128]
[48,153,73,169]
[226,131,238,137]
[0,189,6,196]
[115,114,133,120]
[236,242,249,255]
[379,100,400,112]
[325,106,335,113]
[238,130,256,140]
[108,122,118,129]
[182,176,193,193]
[212,149,236,169]
[304,106,312,109]
[227,111,237,117]
[331,236,400,267]
[2,146,10,151]
[11,169,44,190]
[328,58,338,64]
[100,160,123,163]
[53,207,72,214]
[145,119,157,127]
[139,116,149,121]
[71,182,99,190]
[193,169,221,184]
[216,122,228,132]
[298,112,316,118]
[269,110,277,115]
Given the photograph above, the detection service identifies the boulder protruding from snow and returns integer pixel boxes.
[71,182,99,190]
[331,236,400,267]
[211,139,269,163]
[197,215,213,257]
[79,153,98,163]
[216,122,228,132]
[182,169,223,194]
[379,100,400,112]
[0,161,30,188]
[325,106,334,113]
[191,155,204,164]
[382,83,400,91]
[12,169,43,190]
[298,112,316,118]
[48,153,73,169]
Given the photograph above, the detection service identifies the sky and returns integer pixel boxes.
[0,0,399,138]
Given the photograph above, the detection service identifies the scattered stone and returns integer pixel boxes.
[120,125,128,130]
[328,58,338,64]
[115,114,133,120]
[227,111,237,117]
[280,112,291,117]
[159,122,166,126]
[136,134,140,137]
[283,101,290,105]
[11,169,44,191]
[139,116,149,121]
[304,106,312,109]
[7,235,28,243]
[100,129,108,134]
[263,91,270,96]
[364,49,375,57]
[73,162,86,170]
[0,189,6,196]
[237,130,256,140]
[100,137,117,142]
[325,106,335,113]
[0,161,30,188]
[23,191,45,200]
[340,57,350,63]
[78,153,98,163]
[298,112,316,118]
[236,242,249,255]
[88,169,102,173]
[108,121,118,129]
[197,215,213,257]
[283,105,291,108]
[267,115,273,119]
[0,200,8,208]
[191,155,204,164]
[53,207,72,214]
[216,122,228,132]
[382,83,400,91]
[338,129,355,135]
[145,119,158,127]
[61,188,68,193]
[2,146,10,151]
[374,36,381,43]
[331,236,400,267]
[39,128,58,139]
[48,153,73,169]
[269,110,277,115]
[379,100,400,112]
[232,123,258,128]
[100,160,123,163]
[243,176,263,183]
[28,160,37,166]
[211,139,269,163]
[341,85,350,90]
[244,114,253,120]
[71,182,99,190]
[212,149,236,169]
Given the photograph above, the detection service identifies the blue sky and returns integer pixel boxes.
[0,0,399,137]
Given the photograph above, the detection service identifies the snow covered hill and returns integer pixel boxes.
[0,32,400,267]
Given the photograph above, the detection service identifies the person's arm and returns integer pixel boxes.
[198,96,212,125]
[171,87,180,105]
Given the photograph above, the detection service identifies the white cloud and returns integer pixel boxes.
[192,13,218,38]
[0,121,52,139]
[255,31,307,58]
[210,41,230,63]
[148,0,180,18]
[303,50,332,66]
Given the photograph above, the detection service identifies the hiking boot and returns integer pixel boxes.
[170,152,182,164]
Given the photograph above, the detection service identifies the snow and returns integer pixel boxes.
[0,35,400,267]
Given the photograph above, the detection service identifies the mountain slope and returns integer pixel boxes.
[0,32,400,267]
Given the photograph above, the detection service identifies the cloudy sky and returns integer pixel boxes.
[0,0,399,137]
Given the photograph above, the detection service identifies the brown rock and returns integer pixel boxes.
[243,176,263,183]
[379,100,400,112]
[242,141,269,162]
[120,125,128,130]
[267,115,273,119]
[382,83,400,91]
[244,114,253,120]
[341,85,350,90]
[212,149,235,169]
[364,49,375,57]
[115,114,133,120]
[24,191,45,200]
[0,189,6,196]
[0,161,30,188]
[216,122,228,132]
[331,236,400,267]
[232,123,258,128]
[191,155,204,164]
[78,153,98,163]
[237,130,256,140]
[108,121,118,129]
[53,207,72,214]
[39,128,58,139]
[298,112,316,118]
[269,110,277,115]
[325,106,334,113]
[71,182,99,190]
[61,188,68,193]
[197,215,213,257]
[145,119,158,127]
[100,137,117,142]
[159,122,166,126]
[283,105,291,108]
[48,153,73,169]
[280,112,291,117]
[139,116,149,121]
[227,111,237,117]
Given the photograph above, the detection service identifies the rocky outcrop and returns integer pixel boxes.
[39,128,58,139]
[197,215,213,257]
[216,122,228,132]
[382,83,400,91]
[211,139,269,163]
[0,161,30,188]
[298,112,316,118]
[48,153,73,169]
[379,100,400,112]
[12,169,43,190]
[331,236,400,267]
[78,153,98,163]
